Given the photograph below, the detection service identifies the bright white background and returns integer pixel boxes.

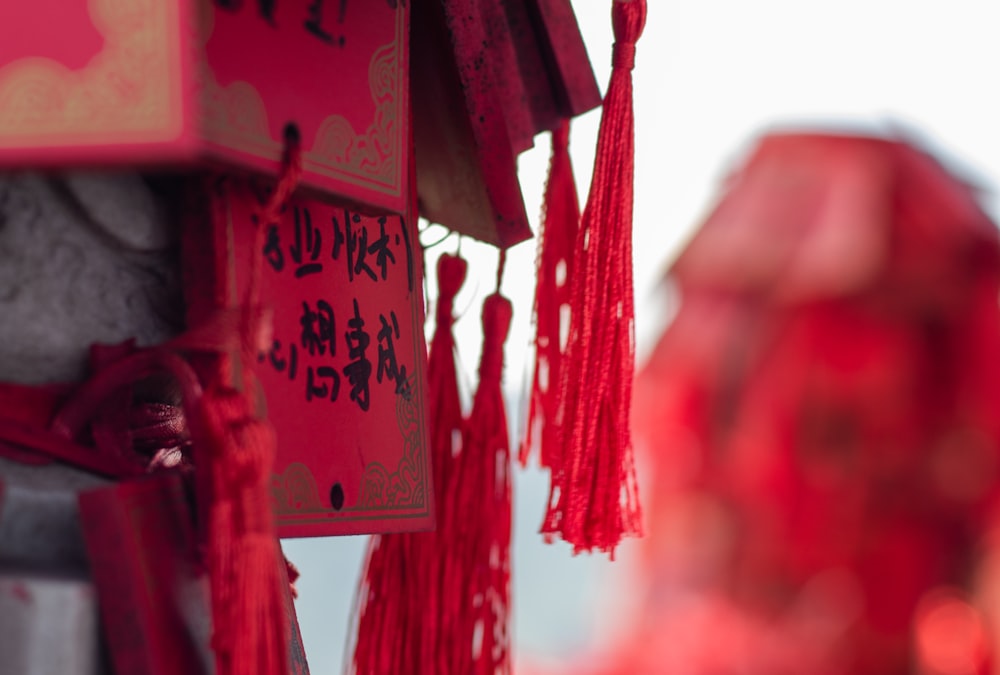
[284,2,1000,672]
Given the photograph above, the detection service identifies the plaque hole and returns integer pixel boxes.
[330,483,345,511]
[283,122,302,146]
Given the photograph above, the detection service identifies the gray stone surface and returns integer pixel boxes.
[0,168,184,646]
[0,457,108,573]
[0,171,183,385]
[0,572,102,675]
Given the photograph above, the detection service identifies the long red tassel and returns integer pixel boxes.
[199,370,289,675]
[351,252,468,675]
[421,252,470,673]
[541,0,646,556]
[521,120,580,471]
[446,281,514,674]
[200,138,302,675]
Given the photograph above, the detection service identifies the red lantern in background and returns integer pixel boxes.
[623,133,1000,675]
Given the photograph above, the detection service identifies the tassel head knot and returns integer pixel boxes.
[435,253,466,336]
[479,294,513,385]
[611,0,645,71]
[436,253,468,319]
[612,0,647,46]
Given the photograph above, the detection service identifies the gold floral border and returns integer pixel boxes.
[270,375,429,522]
[0,0,405,200]
[0,0,182,145]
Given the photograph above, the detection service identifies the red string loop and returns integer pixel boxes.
[495,249,508,293]
[479,294,513,386]
[437,253,468,324]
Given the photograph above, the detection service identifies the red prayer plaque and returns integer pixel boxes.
[183,177,432,538]
[0,0,409,214]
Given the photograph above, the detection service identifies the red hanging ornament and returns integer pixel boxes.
[521,120,580,472]
[352,252,469,675]
[198,136,302,675]
[198,365,289,675]
[444,268,514,674]
[542,0,646,555]
[426,253,470,529]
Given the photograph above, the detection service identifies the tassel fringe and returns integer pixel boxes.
[541,0,647,556]
[521,121,581,472]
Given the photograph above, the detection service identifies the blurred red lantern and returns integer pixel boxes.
[627,132,1000,674]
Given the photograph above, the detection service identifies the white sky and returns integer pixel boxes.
[285,2,1000,672]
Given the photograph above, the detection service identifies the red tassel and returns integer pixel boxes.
[541,0,646,556]
[352,534,411,674]
[445,291,514,675]
[199,134,301,675]
[199,369,289,675]
[427,253,470,519]
[521,121,581,471]
[423,253,470,673]
[351,253,468,675]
